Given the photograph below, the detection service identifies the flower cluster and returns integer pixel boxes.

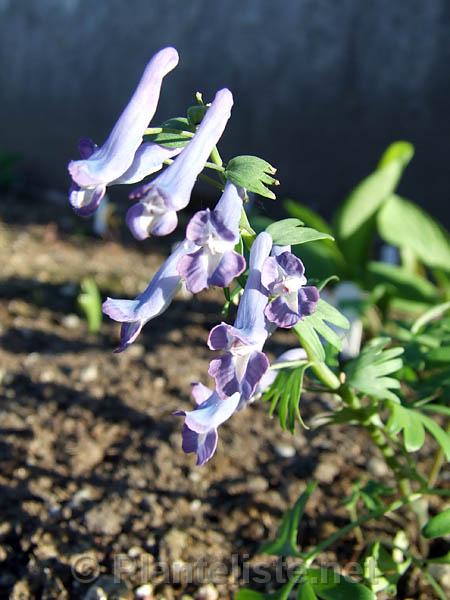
[68,47,319,466]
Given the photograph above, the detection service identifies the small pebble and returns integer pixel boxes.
[247,476,269,493]
[314,460,340,484]
[367,456,389,478]
[62,314,81,329]
[128,546,142,559]
[135,583,153,599]
[195,583,218,600]
[80,364,98,383]
[39,370,55,383]
[24,352,40,366]
[190,499,202,511]
[69,488,92,509]
[274,443,296,458]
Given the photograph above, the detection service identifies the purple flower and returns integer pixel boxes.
[177,182,246,293]
[174,384,240,465]
[102,239,196,352]
[261,248,319,328]
[112,142,182,185]
[208,232,273,400]
[127,88,234,239]
[68,47,179,216]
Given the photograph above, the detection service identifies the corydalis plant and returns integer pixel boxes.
[68,49,449,600]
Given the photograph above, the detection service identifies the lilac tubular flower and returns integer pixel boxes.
[127,88,234,239]
[68,47,179,216]
[102,239,196,352]
[208,232,273,400]
[177,182,246,293]
[261,247,319,328]
[174,384,240,465]
[112,142,182,185]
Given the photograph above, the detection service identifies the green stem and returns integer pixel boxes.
[294,329,341,391]
[428,420,450,488]
[209,145,223,168]
[339,384,359,408]
[144,126,194,138]
[270,360,308,371]
[209,145,226,184]
[203,161,225,172]
[365,422,409,487]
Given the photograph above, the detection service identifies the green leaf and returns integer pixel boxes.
[345,338,403,402]
[225,155,279,199]
[297,582,318,600]
[294,299,350,359]
[266,218,334,246]
[366,261,438,303]
[336,142,413,240]
[334,142,413,267]
[294,317,326,361]
[359,480,395,512]
[422,508,450,539]
[307,569,375,600]
[387,403,425,452]
[377,141,415,169]
[416,413,450,460]
[77,277,102,333]
[264,364,311,432]
[260,482,316,557]
[145,117,194,148]
[377,195,450,272]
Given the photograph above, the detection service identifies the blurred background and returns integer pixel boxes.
[1,0,450,224]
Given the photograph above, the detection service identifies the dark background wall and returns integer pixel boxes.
[1,0,449,225]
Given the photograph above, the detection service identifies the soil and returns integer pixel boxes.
[0,189,447,599]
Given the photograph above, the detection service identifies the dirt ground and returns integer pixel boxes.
[0,190,446,599]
